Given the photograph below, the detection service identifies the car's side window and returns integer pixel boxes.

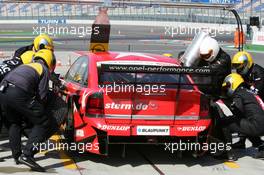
[78,59,89,86]
[65,56,89,86]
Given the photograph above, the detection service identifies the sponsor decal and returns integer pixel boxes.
[177,126,206,132]
[97,124,130,131]
[75,129,84,137]
[105,102,149,110]
[137,126,170,136]
[101,64,212,74]
[149,102,158,110]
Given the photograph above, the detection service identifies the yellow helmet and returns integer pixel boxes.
[20,51,34,64]
[33,34,54,52]
[232,51,253,75]
[33,49,56,72]
[222,73,244,97]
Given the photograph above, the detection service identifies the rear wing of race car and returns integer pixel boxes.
[97,63,219,87]
[100,64,212,74]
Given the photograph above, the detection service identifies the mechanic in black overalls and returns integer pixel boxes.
[0,33,65,136]
[0,34,62,134]
[0,51,34,133]
[0,49,56,172]
[184,36,233,160]
[198,36,231,98]
[231,51,264,150]
[0,34,54,133]
[220,73,264,160]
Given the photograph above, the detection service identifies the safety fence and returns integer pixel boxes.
[0,1,263,24]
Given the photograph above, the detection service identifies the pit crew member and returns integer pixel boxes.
[231,51,264,150]
[220,73,264,160]
[0,49,56,172]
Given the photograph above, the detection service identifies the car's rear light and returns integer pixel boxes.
[199,95,210,119]
[86,93,104,117]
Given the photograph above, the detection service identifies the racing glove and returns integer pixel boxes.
[250,85,259,95]
[50,73,66,90]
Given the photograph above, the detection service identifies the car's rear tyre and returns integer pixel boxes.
[206,106,226,157]
[21,91,68,138]
[0,105,3,134]
[64,97,75,144]
[0,115,2,134]
[46,91,68,127]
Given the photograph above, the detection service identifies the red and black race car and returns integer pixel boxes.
[62,51,213,155]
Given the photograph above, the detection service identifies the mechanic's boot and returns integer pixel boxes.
[226,150,238,162]
[14,153,22,165]
[254,144,264,159]
[14,158,20,165]
[18,154,45,172]
[254,148,264,159]
[258,144,264,151]
[254,151,264,159]
[213,150,237,162]
[232,139,246,149]
[249,137,264,148]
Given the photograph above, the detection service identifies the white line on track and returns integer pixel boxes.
[224,46,264,54]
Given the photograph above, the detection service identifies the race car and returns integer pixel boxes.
[62,51,213,155]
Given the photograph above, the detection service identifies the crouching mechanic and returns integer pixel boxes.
[197,36,231,98]
[220,73,264,160]
[1,33,54,133]
[0,49,56,172]
[0,51,35,133]
[231,51,264,150]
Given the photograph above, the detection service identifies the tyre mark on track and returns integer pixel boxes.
[137,150,165,175]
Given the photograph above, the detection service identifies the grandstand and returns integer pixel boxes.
[0,0,262,25]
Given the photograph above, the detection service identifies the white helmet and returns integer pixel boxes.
[199,36,220,62]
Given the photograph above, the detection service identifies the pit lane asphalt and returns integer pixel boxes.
[1,24,264,175]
